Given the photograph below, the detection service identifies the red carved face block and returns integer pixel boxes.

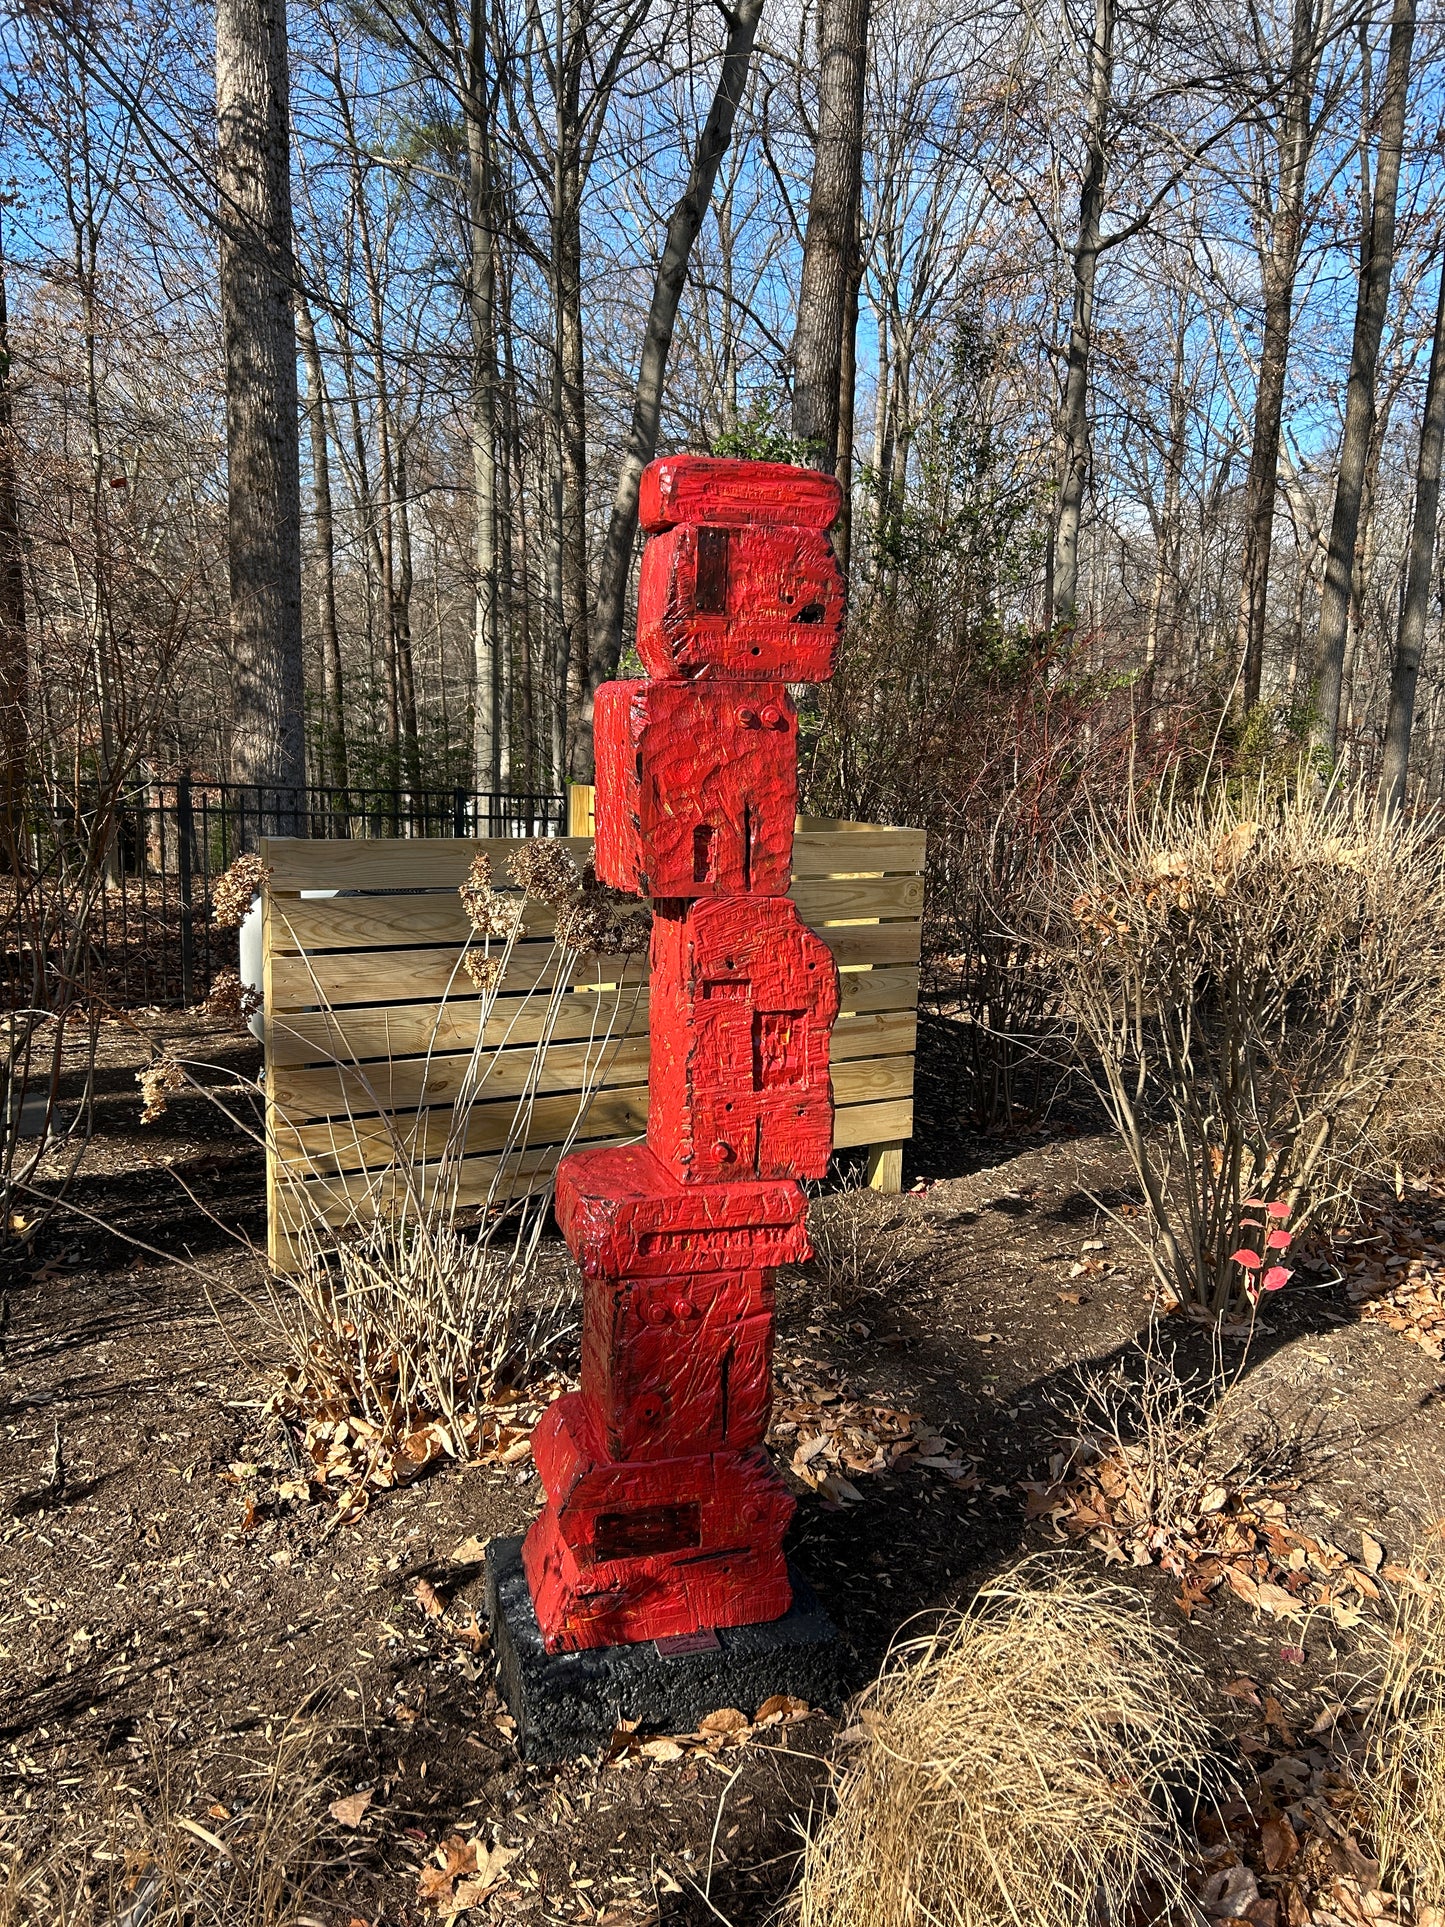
[593,679,796,899]
[636,521,843,682]
[580,1270,775,1461]
[648,896,840,1184]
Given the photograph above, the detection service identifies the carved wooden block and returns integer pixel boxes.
[648,895,839,1183]
[522,1395,794,1650]
[556,1143,810,1279]
[581,1269,774,1460]
[640,456,842,534]
[593,678,796,899]
[635,521,843,683]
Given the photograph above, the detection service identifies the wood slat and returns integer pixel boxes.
[269,1011,916,1123]
[275,1055,914,1177]
[260,824,926,895]
[266,871,924,955]
[268,920,919,1011]
[265,966,920,1069]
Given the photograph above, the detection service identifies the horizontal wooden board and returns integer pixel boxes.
[267,920,920,1011]
[273,1099,915,1250]
[260,824,926,895]
[270,1011,917,1122]
[267,872,924,955]
[265,966,920,1069]
[275,1055,915,1177]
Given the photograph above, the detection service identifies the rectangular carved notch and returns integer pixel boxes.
[593,1502,702,1561]
[695,526,730,614]
[752,1009,807,1088]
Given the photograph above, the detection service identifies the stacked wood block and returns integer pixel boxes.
[521,458,846,1652]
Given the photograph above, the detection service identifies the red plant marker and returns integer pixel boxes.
[523,457,845,1652]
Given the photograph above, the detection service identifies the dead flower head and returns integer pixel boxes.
[137,1056,188,1123]
[507,840,580,907]
[462,950,506,994]
[211,852,270,928]
[553,885,650,956]
[205,967,262,1029]
[459,852,522,940]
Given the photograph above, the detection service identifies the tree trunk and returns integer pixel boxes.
[791,0,869,470]
[1378,262,1445,816]
[833,191,864,580]
[1233,0,1326,710]
[295,293,347,794]
[0,221,25,865]
[582,0,767,776]
[1312,0,1415,755]
[465,0,500,794]
[215,0,305,811]
[1050,0,1115,631]
[555,37,589,773]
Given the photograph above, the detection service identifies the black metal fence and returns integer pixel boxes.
[4,778,566,1012]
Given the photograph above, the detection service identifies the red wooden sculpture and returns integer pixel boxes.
[523,456,844,1653]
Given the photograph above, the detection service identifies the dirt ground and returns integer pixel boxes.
[3,1013,1444,1925]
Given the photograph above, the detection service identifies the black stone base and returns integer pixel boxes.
[484,1534,844,1762]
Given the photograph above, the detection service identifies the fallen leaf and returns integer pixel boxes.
[1256,1582,1303,1619]
[416,1867,453,1903]
[414,1579,445,1618]
[1261,1814,1299,1871]
[696,1707,750,1737]
[967,1331,998,1345]
[755,1694,808,1723]
[451,1536,489,1565]
[1360,1531,1385,1573]
[329,1789,375,1828]
[640,1738,684,1762]
[1222,1676,1262,1705]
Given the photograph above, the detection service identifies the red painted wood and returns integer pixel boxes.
[648,895,839,1183]
[522,1395,794,1651]
[581,1269,775,1460]
[593,679,797,898]
[640,456,842,534]
[556,1144,810,1279]
[635,521,843,682]
[524,456,844,1654]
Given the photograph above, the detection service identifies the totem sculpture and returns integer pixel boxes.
[521,456,845,1653]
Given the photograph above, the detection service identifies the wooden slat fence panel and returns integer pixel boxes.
[260,817,925,1268]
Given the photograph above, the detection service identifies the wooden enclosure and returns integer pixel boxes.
[260,816,925,1269]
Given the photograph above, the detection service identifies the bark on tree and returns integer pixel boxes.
[295,293,347,793]
[215,0,306,804]
[1378,261,1445,816]
[0,221,24,865]
[1312,0,1416,754]
[582,0,767,777]
[792,0,870,472]
[465,0,501,793]
[1050,0,1115,631]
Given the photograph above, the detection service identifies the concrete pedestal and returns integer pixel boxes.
[484,1534,843,1762]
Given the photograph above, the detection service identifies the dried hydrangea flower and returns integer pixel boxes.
[205,968,262,1029]
[137,1056,188,1123]
[459,852,522,939]
[508,840,581,907]
[211,852,270,928]
[463,950,506,994]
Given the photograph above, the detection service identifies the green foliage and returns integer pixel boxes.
[710,389,812,466]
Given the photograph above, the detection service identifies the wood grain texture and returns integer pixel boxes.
[635,521,843,682]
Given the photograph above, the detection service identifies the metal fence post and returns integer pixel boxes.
[177,771,195,1007]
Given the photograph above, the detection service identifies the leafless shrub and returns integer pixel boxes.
[798,1180,928,1318]
[795,1560,1219,1927]
[1044,776,1445,1313]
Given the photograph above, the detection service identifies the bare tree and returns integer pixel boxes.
[792,0,870,471]
[1378,259,1445,815]
[216,0,305,801]
[1311,0,1415,755]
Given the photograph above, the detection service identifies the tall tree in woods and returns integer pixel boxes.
[792,0,870,476]
[216,0,305,799]
[0,216,23,862]
[294,291,346,791]
[583,0,767,775]
[1311,0,1415,755]
[1049,0,1115,631]
[1378,261,1445,815]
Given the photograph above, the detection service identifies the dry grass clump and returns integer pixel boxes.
[1364,1534,1445,1918]
[795,1562,1219,1927]
[1046,776,1445,1313]
[0,1718,326,1927]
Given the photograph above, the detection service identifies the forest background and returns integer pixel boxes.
[3,0,1445,824]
